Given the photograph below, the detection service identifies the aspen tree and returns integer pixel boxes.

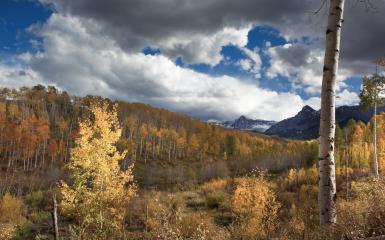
[360,73,385,178]
[60,101,136,238]
[318,0,345,225]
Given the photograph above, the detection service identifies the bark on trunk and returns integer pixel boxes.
[318,0,345,225]
[52,193,59,240]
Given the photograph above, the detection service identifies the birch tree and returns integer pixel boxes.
[359,61,385,178]
[318,0,345,225]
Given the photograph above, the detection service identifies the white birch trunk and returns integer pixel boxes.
[318,0,345,225]
[52,193,59,240]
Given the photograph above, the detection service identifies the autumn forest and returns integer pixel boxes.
[0,85,384,239]
[2,0,385,239]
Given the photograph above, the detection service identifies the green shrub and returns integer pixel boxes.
[25,191,44,209]
[13,219,34,240]
[30,211,50,224]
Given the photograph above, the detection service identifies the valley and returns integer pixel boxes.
[0,86,384,239]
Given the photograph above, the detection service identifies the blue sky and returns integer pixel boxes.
[185,26,296,95]
[1,0,382,121]
[0,0,50,55]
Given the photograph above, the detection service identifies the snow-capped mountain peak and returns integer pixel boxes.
[207,116,276,133]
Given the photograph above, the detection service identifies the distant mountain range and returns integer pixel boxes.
[210,105,385,140]
[207,116,276,133]
[266,105,385,139]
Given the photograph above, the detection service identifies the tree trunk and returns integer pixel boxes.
[145,204,148,233]
[52,193,59,240]
[64,118,74,163]
[35,143,40,169]
[345,131,349,199]
[42,138,47,167]
[318,0,345,225]
[373,102,379,177]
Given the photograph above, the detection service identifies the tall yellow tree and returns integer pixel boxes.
[60,101,136,239]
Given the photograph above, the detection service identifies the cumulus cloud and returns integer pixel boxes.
[336,89,360,106]
[303,89,359,111]
[39,0,385,73]
[303,97,321,110]
[266,43,354,94]
[5,14,317,121]
[0,63,43,89]
[3,0,381,121]
[238,59,252,71]
[159,26,250,65]
[39,0,323,66]
[241,47,262,78]
[236,47,262,79]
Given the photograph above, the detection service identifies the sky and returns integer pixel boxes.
[1,0,385,121]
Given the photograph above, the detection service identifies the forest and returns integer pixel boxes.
[2,0,385,238]
[0,85,384,239]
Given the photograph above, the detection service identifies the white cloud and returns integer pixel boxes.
[0,63,43,89]
[236,47,263,79]
[0,14,324,121]
[38,0,385,80]
[266,43,354,94]
[241,47,262,78]
[304,96,321,110]
[159,26,251,65]
[238,59,252,71]
[336,89,360,106]
[39,0,323,66]
[301,89,360,112]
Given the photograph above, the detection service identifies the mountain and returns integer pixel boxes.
[264,106,319,139]
[265,105,385,139]
[208,116,276,133]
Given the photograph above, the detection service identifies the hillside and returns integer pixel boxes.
[0,86,317,191]
[1,86,385,239]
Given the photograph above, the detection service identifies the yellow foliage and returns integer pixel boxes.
[282,167,317,191]
[231,177,280,239]
[0,193,24,240]
[7,103,19,117]
[0,102,5,114]
[336,166,354,177]
[190,133,200,151]
[336,179,385,239]
[378,152,385,174]
[201,179,228,193]
[145,192,228,240]
[0,193,24,224]
[0,224,15,240]
[59,101,136,239]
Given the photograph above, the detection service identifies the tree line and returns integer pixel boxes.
[0,85,317,193]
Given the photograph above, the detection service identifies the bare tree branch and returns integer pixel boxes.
[313,0,328,15]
